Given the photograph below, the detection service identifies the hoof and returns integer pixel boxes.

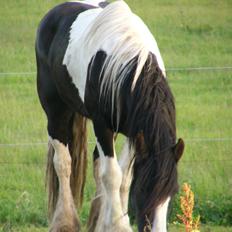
[100,224,133,232]
[49,215,80,232]
[112,226,133,232]
[96,216,133,232]
[111,215,133,232]
[50,223,80,232]
[50,225,79,232]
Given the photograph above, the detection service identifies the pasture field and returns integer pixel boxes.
[1,225,232,232]
[0,0,232,231]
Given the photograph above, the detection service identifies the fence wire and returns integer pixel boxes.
[0,67,232,167]
[0,137,232,148]
[0,66,232,78]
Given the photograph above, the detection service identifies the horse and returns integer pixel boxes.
[35,1,185,231]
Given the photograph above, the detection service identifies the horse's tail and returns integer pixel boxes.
[69,113,88,209]
[46,113,88,219]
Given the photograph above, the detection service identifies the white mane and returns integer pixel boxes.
[63,0,165,129]
[83,1,165,91]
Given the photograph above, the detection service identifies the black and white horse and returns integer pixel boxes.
[35,1,184,231]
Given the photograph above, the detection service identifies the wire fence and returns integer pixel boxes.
[0,68,232,198]
[0,66,232,78]
[1,65,232,151]
[0,67,232,162]
[1,137,232,148]
[0,62,231,159]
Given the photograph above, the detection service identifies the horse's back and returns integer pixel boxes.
[35,2,96,63]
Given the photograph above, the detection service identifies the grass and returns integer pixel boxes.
[1,225,232,232]
[169,224,232,232]
[0,0,232,231]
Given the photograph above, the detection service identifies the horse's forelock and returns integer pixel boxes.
[130,147,178,218]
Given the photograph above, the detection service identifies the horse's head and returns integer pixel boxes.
[127,55,185,230]
[130,136,184,231]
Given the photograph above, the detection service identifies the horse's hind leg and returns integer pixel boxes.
[37,64,80,231]
[47,111,81,232]
[49,138,80,232]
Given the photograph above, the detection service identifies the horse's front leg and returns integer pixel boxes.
[49,138,80,232]
[119,140,134,216]
[93,121,133,232]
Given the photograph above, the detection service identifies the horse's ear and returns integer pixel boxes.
[174,138,185,162]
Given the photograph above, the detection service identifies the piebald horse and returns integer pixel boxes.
[35,1,184,231]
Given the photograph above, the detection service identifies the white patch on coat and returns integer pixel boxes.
[63,8,103,101]
[152,197,170,232]
[63,1,165,103]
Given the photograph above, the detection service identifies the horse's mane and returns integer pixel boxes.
[128,54,177,217]
[83,1,165,128]
[128,54,176,150]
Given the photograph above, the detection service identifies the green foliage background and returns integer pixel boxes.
[0,0,231,231]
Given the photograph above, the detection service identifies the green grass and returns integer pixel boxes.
[0,0,232,230]
[1,225,232,232]
[169,224,232,232]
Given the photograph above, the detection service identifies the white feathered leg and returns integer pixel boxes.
[95,142,133,232]
[49,138,79,232]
